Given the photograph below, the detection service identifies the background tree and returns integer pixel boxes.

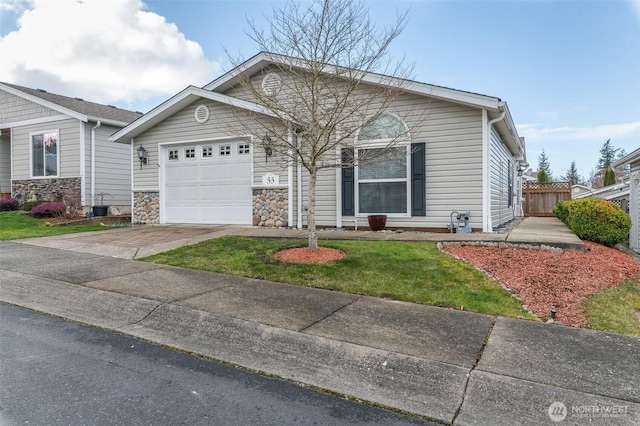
[231,0,412,251]
[537,149,553,182]
[597,139,620,170]
[603,166,616,187]
[564,161,582,185]
[592,139,626,188]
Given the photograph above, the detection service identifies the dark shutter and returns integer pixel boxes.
[411,143,426,216]
[341,148,355,215]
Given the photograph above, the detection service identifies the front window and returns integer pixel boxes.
[356,146,409,215]
[31,130,58,177]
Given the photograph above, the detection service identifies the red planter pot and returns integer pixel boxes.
[367,215,387,231]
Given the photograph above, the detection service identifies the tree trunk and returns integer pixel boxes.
[307,169,318,252]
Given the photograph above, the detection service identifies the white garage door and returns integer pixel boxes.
[163,141,252,224]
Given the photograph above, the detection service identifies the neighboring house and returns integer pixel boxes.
[571,184,591,198]
[111,52,526,232]
[612,148,640,252]
[0,82,142,213]
[573,180,630,213]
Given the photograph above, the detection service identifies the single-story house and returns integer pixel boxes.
[573,179,630,213]
[612,148,640,251]
[111,52,526,232]
[0,82,142,213]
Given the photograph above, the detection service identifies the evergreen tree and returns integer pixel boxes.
[537,168,550,183]
[597,139,620,170]
[603,167,616,187]
[537,149,553,182]
[564,161,582,185]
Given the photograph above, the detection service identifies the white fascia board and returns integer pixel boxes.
[0,114,70,129]
[86,116,129,128]
[110,85,276,143]
[0,83,87,122]
[612,147,640,167]
[203,52,268,91]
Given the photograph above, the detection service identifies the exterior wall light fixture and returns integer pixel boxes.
[137,145,148,168]
[262,134,273,160]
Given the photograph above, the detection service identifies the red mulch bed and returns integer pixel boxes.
[444,241,640,327]
[273,247,346,263]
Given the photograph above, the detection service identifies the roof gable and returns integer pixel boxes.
[111,86,275,143]
[0,82,142,126]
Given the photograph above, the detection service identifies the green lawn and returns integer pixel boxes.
[0,210,112,241]
[584,279,640,337]
[142,236,537,319]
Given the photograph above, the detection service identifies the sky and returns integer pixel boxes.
[1,0,639,180]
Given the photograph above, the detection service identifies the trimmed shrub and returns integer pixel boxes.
[566,198,631,246]
[0,198,20,211]
[22,200,44,211]
[31,202,66,218]
[553,200,571,224]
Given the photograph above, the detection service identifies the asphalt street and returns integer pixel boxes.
[0,303,435,426]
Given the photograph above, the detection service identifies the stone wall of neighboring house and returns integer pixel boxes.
[252,187,288,227]
[12,178,82,206]
[133,191,160,224]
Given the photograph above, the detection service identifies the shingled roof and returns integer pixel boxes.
[1,82,142,125]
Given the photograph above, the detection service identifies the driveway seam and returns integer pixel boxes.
[451,315,497,424]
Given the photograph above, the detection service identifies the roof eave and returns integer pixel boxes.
[110,86,275,143]
[612,147,640,167]
[1,82,88,122]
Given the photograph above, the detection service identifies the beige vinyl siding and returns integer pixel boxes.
[11,118,80,179]
[316,94,484,230]
[0,90,59,123]
[93,124,131,210]
[133,99,288,191]
[489,128,515,229]
[0,134,10,194]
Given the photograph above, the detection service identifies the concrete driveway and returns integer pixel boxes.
[13,225,240,259]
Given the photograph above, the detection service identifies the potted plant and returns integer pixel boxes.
[367,215,387,231]
[92,192,112,217]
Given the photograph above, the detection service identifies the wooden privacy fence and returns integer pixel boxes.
[523,181,571,217]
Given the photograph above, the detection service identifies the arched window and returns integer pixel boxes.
[352,114,415,216]
[358,114,409,142]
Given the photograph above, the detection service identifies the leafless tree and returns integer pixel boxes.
[229,0,414,251]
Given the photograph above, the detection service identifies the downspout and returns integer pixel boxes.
[79,122,86,207]
[287,130,294,228]
[90,121,101,207]
[297,133,303,229]
[484,107,506,232]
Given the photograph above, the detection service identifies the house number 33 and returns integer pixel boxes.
[262,173,279,186]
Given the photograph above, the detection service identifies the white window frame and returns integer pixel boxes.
[219,144,232,157]
[202,146,213,158]
[238,143,251,155]
[30,129,60,178]
[354,144,411,217]
[184,147,196,159]
[168,148,179,161]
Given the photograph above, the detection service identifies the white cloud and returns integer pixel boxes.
[0,0,220,111]
[518,121,640,177]
[518,121,640,143]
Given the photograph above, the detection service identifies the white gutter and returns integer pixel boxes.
[90,121,101,207]
[287,130,294,228]
[297,133,303,229]
[79,122,86,206]
[483,106,506,232]
[130,138,135,225]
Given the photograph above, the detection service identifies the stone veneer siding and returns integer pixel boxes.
[12,178,81,205]
[133,191,160,224]
[253,187,288,227]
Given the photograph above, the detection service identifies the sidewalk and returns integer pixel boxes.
[1,219,637,425]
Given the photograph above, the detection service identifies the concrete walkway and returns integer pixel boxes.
[2,218,637,425]
[14,216,583,260]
